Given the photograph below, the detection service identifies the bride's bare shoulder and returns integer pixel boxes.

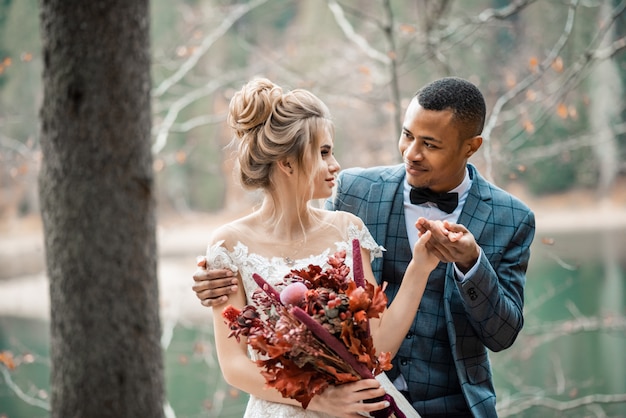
[209,215,256,249]
[326,210,364,229]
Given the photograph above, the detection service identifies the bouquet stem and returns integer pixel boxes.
[352,239,365,288]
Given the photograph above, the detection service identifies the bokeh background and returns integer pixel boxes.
[1,0,626,417]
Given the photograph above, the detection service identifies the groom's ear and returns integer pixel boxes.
[464,135,482,158]
[277,160,294,175]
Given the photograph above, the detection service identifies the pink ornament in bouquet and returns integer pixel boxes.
[280,282,308,306]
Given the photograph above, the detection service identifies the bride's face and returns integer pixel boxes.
[308,126,341,200]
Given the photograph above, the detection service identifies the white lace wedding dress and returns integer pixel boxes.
[207,223,420,418]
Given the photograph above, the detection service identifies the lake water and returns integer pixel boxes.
[1,229,625,417]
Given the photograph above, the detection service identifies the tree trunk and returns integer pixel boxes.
[589,1,622,200]
[38,1,164,417]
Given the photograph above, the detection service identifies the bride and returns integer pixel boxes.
[204,78,437,417]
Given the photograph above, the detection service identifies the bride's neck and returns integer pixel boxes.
[256,197,322,241]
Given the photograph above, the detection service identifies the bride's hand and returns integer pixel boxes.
[308,379,389,417]
[413,229,439,273]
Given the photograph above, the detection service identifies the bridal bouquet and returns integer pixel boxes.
[222,239,408,418]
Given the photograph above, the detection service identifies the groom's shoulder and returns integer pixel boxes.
[471,165,533,214]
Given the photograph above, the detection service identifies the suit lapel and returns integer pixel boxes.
[457,164,492,241]
[364,165,405,249]
[361,166,404,280]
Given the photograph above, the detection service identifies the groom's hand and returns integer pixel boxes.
[192,256,238,307]
[416,217,480,272]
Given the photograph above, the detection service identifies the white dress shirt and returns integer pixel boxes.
[403,167,481,281]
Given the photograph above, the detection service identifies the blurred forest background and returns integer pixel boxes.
[1,0,626,417]
[1,0,625,225]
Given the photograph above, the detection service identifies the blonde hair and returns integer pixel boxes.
[228,78,332,190]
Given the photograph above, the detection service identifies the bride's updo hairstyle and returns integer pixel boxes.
[228,78,332,190]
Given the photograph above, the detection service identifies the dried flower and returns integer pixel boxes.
[222,239,407,417]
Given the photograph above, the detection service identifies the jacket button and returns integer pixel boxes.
[467,287,478,301]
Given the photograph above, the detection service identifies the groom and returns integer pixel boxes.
[193,77,535,417]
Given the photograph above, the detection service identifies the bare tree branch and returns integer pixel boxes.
[475,0,538,23]
[326,0,391,64]
[152,68,249,155]
[152,0,268,98]
[594,34,626,60]
[486,2,626,173]
[0,365,50,411]
[482,0,580,181]
[499,392,626,416]
[518,313,626,349]
[0,134,32,158]
[170,114,225,133]
[381,0,401,141]
[511,122,626,163]
[435,0,537,44]
[153,79,224,154]
[537,0,626,110]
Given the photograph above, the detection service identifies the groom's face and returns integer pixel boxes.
[398,98,481,193]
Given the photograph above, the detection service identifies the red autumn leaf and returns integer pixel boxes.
[353,310,368,323]
[377,351,393,372]
[552,56,564,72]
[523,119,535,134]
[368,285,388,318]
[341,322,364,356]
[0,351,15,370]
[249,334,292,358]
[346,282,371,312]
[314,361,360,383]
[262,359,327,409]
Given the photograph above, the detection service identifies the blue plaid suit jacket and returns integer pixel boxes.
[326,163,535,418]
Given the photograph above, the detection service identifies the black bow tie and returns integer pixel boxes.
[410,187,458,214]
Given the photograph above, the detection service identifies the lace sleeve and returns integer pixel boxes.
[346,223,385,259]
[205,240,239,273]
